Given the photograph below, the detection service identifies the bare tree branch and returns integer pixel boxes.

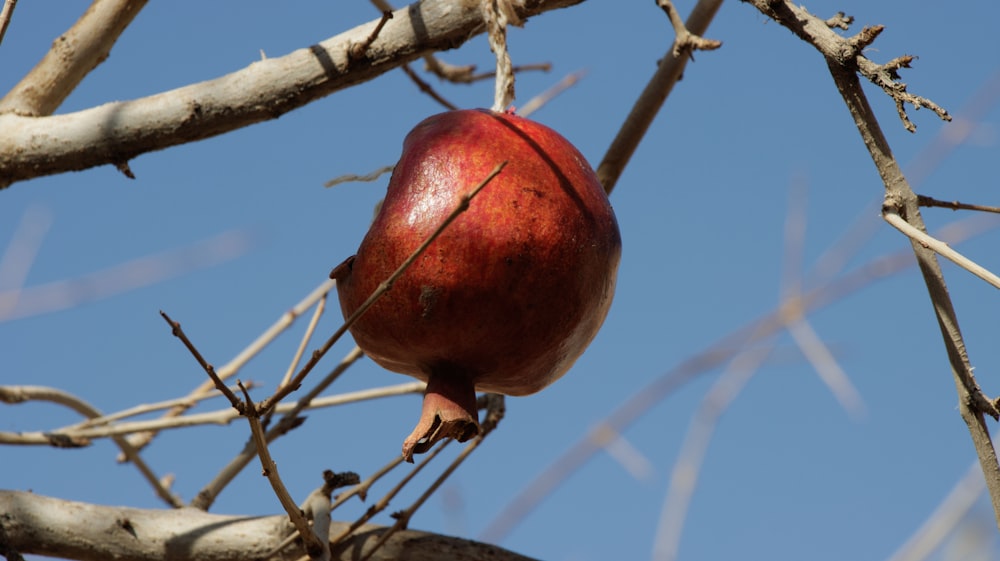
[0,386,181,507]
[0,0,583,189]
[0,0,18,47]
[821,34,1000,533]
[0,490,541,561]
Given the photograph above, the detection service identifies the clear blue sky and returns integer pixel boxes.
[3,2,1000,560]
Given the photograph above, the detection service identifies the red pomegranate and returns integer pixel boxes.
[331,109,621,460]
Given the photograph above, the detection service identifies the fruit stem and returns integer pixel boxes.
[402,373,480,462]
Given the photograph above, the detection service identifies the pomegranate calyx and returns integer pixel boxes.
[402,374,480,462]
[329,255,356,280]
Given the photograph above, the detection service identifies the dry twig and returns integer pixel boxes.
[260,161,507,416]
[355,394,506,561]
[400,63,458,110]
[882,207,1000,290]
[741,1,951,132]
[0,385,181,507]
[121,278,334,457]
[656,0,722,58]
[918,196,1000,215]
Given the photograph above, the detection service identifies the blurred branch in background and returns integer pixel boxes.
[0,220,254,323]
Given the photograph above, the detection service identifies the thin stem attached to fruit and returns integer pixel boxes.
[482,0,518,111]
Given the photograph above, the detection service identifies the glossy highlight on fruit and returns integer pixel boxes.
[331,109,621,460]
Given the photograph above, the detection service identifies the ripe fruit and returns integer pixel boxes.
[331,109,621,460]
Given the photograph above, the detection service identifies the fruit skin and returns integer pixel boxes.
[332,108,621,460]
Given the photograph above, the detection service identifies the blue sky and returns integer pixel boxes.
[2,2,1000,560]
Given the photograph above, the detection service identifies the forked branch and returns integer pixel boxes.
[741,0,950,132]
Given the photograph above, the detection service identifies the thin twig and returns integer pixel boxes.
[280,292,328,389]
[191,346,367,510]
[63,383,255,430]
[0,386,181,507]
[122,278,334,457]
[400,63,458,110]
[239,383,326,559]
[883,207,1000,290]
[329,440,452,546]
[270,454,409,560]
[918,195,1000,214]
[656,0,722,58]
[159,310,321,542]
[324,166,394,188]
[0,0,17,46]
[159,311,243,410]
[457,63,551,84]
[357,395,506,561]
[270,471,361,560]
[366,0,475,85]
[0,380,422,445]
[349,10,393,60]
[332,455,406,509]
[257,161,507,416]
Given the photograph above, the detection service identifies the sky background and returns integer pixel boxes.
[3,2,1000,560]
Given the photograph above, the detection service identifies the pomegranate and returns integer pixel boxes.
[331,109,621,460]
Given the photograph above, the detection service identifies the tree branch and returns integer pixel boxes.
[739,1,950,132]
[0,0,582,189]
[0,490,541,561]
[829,59,1000,519]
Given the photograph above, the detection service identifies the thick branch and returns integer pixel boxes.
[0,0,582,189]
[0,490,540,561]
